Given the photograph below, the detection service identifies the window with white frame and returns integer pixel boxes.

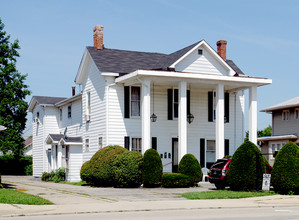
[131,87,140,117]
[85,139,89,152]
[98,136,103,149]
[282,110,290,120]
[68,105,72,118]
[59,109,62,121]
[271,144,276,152]
[86,92,91,115]
[132,138,142,152]
[277,143,281,151]
[295,108,299,119]
[206,140,216,167]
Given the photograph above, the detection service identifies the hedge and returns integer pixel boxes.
[42,168,65,183]
[162,173,191,188]
[178,154,202,185]
[227,141,265,191]
[142,149,163,187]
[113,151,143,187]
[0,155,32,175]
[272,142,299,195]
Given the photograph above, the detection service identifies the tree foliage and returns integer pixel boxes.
[0,18,30,156]
[245,125,272,141]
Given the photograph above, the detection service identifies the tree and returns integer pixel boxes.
[245,125,272,141]
[0,18,31,157]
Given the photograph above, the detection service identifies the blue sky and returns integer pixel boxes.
[2,0,299,138]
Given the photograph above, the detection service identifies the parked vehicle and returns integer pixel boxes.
[208,157,272,189]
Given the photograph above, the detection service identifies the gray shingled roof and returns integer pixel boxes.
[261,96,299,112]
[48,134,82,143]
[33,96,67,105]
[87,41,245,75]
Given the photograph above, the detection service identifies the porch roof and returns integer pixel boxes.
[257,134,298,142]
[115,69,272,91]
[46,134,82,145]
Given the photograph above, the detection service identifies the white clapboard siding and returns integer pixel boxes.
[175,46,229,75]
[32,105,45,177]
[272,110,299,137]
[66,146,83,182]
[81,55,106,162]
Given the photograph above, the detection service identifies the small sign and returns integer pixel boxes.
[262,174,271,191]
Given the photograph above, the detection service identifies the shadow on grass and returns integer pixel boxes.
[2,183,17,189]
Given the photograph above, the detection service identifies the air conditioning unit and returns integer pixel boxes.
[85,114,90,122]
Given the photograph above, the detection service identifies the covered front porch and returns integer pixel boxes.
[116,69,271,168]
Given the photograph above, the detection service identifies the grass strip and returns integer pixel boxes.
[61,181,89,186]
[0,189,53,205]
[182,190,276,200]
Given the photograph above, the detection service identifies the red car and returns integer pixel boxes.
[208,157,272,189]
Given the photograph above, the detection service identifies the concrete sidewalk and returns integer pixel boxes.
[1,176,298,217]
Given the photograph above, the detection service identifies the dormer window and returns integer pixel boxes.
[282,110,290,120]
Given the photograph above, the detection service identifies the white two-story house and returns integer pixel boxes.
[28,25,271,182]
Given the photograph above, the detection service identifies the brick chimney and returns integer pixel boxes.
[216,40,227,61]
[93,25,104,50]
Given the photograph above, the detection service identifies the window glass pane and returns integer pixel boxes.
[277,144,281,151]
[207,140,216,151]
[131,87,140,116]
[272,144,276,152]
[132,138,142,152]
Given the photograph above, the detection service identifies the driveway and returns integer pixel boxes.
[1,175,298,218]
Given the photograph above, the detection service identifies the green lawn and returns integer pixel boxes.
[61,181,89,186]
[182,190,276,200]
[0,189,53,205]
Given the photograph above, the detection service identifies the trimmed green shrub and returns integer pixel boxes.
[142,149,163,187]
[113,151,143,187]
[162,173,191,188]
[0,155,32,175]
[24,165,32,176]
[80,160,92,183]
[178,154,202,185]
[89,145,127,186]
[41,168,65,183]
[272,142,299,195]
[227,140,265,191]
[42,171,55,181]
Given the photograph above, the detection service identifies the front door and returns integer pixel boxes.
[172,138,178,172]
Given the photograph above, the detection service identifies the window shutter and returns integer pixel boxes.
[187,90,190,114]
[124,136,130,150]
[200,138,205,168]
[168,89,173,120]
[152,137,157,151]
[124,86,130,118]
[225,92,229,123]
[225,139,229,157]
[208,92,213,122]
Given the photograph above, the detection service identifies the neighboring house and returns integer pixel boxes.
[258,96,299,165]
[28,25,271,182]
[24,137,33,157]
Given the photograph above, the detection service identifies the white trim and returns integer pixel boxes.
[101,72,119,76]
[178,81,187,162]
[258,135,297,142]
[115,70,272,86]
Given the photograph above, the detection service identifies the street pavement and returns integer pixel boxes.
[0,176,299,219]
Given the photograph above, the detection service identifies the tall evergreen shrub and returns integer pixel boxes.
[227,141,265,191]
[142,149,162,187]
[272,142,299,195]
[178,154,202,185]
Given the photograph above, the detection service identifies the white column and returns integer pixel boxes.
[57,145,62,168]
[249,86,257,145]
[178,81,187,161]
[216,83,225,159]
[142,79,151,154]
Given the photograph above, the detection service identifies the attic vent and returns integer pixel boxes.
[198,49,203,55]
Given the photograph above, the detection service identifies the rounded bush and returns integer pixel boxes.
[178,154,202,185]
[142,149,163,187]
[80,160,92,183]
[113,151,143,188]
[162,173,191,188]
[89,145,127,186]
[272,142,299,195]
[227,141,265,191]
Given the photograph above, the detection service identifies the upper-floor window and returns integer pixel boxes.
[282,110,290,120]
[208,91,230,123]
[59,109,62,121]
[68,105,72,118]
[124,86,140,118]
[86,92,91,115]
[167,89,191,120]
[295,108,299,119]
